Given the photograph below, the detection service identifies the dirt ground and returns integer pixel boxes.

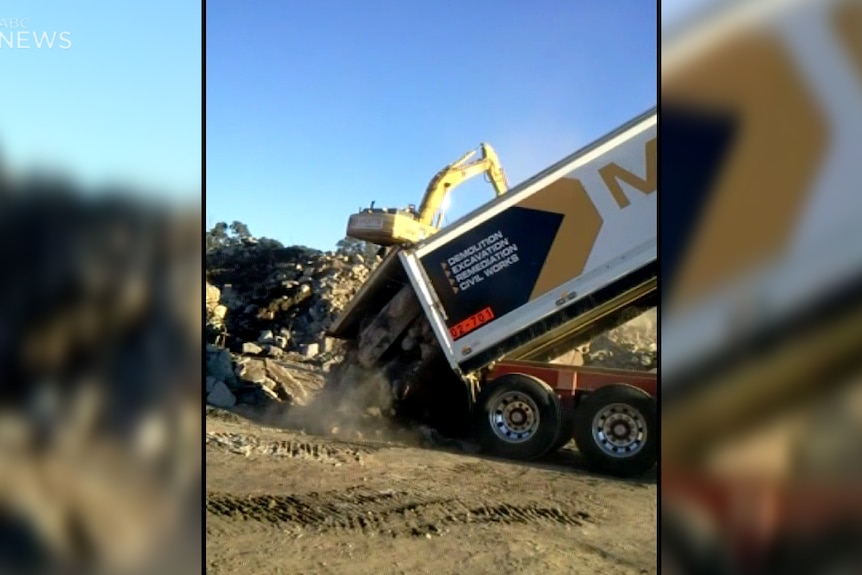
[205,403,657,575]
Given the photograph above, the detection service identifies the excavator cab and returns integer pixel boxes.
[345,143,509,247]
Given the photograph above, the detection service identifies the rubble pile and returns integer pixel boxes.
[553,309,657,370]
[587,309,657,369]
[205,343,326,410]
[204,240,381,412]
[206,242,380,358]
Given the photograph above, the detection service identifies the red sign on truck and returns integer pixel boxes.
[449,306,495,340]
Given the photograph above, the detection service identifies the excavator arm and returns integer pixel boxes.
[417,143,508,227]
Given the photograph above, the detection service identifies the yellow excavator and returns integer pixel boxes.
[346,143,509,246]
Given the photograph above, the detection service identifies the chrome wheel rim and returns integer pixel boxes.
[592,402,647,457]
[489,391,540,443]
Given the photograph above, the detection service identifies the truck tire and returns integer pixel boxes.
[573,384,656,477]
[474,373,562,461]
[550,402,576,452]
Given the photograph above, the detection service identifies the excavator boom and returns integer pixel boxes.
[417,143,508,226]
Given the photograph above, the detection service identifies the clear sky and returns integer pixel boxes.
[0,1,201,199]
[206,0,658,251]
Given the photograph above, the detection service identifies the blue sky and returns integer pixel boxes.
[207,0,658,250]
[0,1,201,199]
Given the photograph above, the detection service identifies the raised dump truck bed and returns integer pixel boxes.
[331,108,657,371]
[399,108,656,375]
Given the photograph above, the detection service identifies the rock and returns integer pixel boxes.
[309,306,323,322]
[263,359,309,404]
[419,343,438,361]
[275,335,289,349]
[206,376,218,394]
[320,337,334,353]
[206,282,221,307]
[264,344,284,358]
[206,345,237,385]
[219,285,243,310]
[552,349,584,366]
[258,330,274,343]
[207,381,237,409]
[263,359,298,384]
[206,283,229,344]
[237,361,267,384]
[365,406,382,418]
[241,342,264,355]
[301,343,319,358]
[272,382,294,402]
[401,336,417,351]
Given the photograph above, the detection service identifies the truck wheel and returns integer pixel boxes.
[573,384,656,477]
[474,373,562,461]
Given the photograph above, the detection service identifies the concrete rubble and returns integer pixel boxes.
[205,243,377,357]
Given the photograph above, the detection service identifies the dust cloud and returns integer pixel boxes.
[241,361,428,447]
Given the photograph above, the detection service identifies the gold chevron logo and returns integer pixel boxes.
[516,177,604,301]
[662,29,828,308]
[835,2,862,86]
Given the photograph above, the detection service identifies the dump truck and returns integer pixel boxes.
[327,108,658,477]
[661,0,862,570]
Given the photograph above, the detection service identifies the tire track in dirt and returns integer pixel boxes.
[450,462,486,475]
[206,487,593,538]
[206,431,373,465]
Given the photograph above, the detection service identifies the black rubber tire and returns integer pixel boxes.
[550,399,576,452]
[573,384,656,477]
[474,373,562,461]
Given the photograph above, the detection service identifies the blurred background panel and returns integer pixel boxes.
[0,2,202,575]
[660,0,862,573]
